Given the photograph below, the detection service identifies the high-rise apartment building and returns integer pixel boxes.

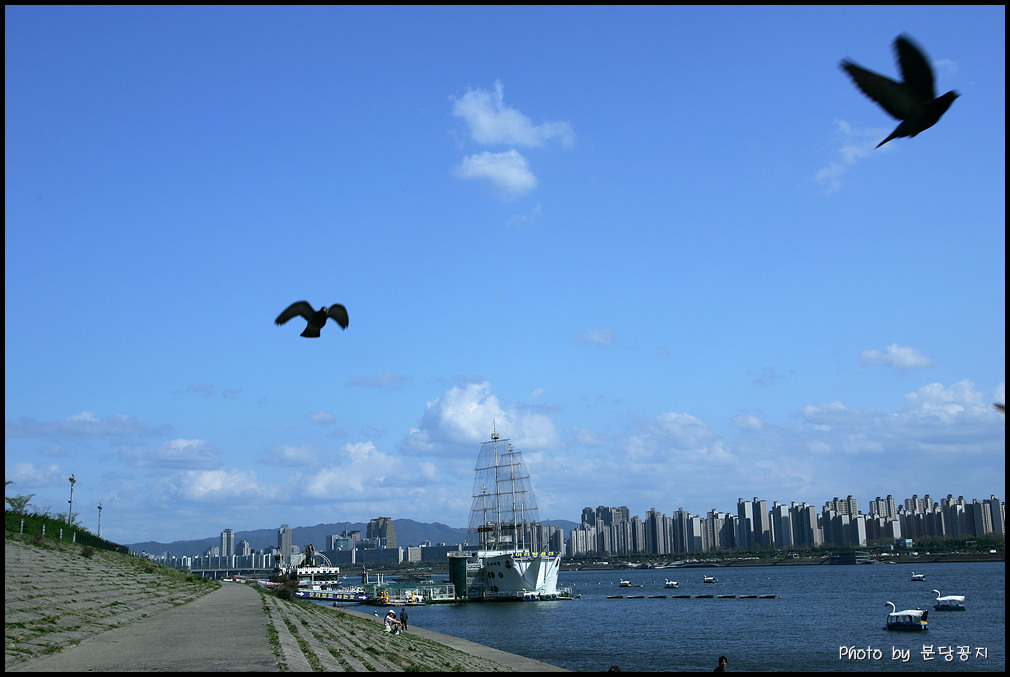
[771,502,793,548]
[985,495,1005,535]
[220,528,235,558]
[752,498,772,548]
[367,517,396,549]
[736,498,754,551]
[790,502,822,548]
[277,524,293,566]
[825,495,859,516]
[645,508,671,555]
[869,495,898,519]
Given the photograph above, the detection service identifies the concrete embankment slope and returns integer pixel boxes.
[5,535,566,672]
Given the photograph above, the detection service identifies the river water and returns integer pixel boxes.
[386,561,1004,672]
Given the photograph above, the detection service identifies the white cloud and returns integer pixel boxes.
[424,381,505,444]
[800,400,867,429]
[7,462,65,488]
[573,328,615,348]
[815,119,889,193]
[569,425,607,447]
[450,80,573,201]
[120,438,221,469]
[171,468,270,502]
[452,80,574,148]
[454,150,537,200]
[5,411,170,438]
[506,203,543,229]
[859,343,936,369]
[731,414,764,432]
[617,412,735,469]
[903,379,988,418]
[400,381,561,457]
[534,379,1004,522]
[306,411,335,424]
[296,441,440,502]
[263,444,318,467]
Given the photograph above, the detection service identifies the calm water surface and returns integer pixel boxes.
[391,561,1004,672]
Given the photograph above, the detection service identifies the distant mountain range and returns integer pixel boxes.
[129,518,578,559]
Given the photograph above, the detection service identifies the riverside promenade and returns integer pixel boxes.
[5,536,566,672]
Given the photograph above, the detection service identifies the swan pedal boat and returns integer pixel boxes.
[932,589,966,611]
[885,602,928,631]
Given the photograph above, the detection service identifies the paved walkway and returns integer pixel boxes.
[8,583,277,672]
[6,537,567,672]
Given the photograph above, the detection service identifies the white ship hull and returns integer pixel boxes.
[479,550,562,600]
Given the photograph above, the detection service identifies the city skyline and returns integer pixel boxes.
[5,6,1005,545]
[151,488,1004,578]
[135,488,1003,557]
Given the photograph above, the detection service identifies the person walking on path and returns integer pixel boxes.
[400,607,409,631]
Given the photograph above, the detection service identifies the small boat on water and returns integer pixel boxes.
[703,575,717,583]
[295,587,369,603]
[664,579,679,589]
[293,564,342,587]
[885,602,928,631]
[619,579,632,587]
[910,572,926,581]
[932,589,966,611]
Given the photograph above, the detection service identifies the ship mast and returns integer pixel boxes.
[468,423,541,552]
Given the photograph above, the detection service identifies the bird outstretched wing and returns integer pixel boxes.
[894,34,936,102]
[840,60,917,121]
[326,304,349,329]
[275,301,315,325]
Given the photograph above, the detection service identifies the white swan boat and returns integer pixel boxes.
[910,572,926,581]
[932,589,966,611]
[885,602,928,631]
[664,579,679,589]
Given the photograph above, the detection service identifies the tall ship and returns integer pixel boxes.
[448,426,564,601]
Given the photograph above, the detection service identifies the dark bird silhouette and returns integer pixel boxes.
[840,34,959,147]
[275,301,348,338]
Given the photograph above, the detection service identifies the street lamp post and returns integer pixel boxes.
[97,503,103,538]
[67,474,76,525]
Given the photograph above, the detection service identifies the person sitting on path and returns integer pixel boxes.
[383,610,402,634]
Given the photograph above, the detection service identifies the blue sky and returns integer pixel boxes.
[5,6,1005,545]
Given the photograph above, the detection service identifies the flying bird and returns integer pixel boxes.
[275,301,349,338]
[840,34,959,148]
